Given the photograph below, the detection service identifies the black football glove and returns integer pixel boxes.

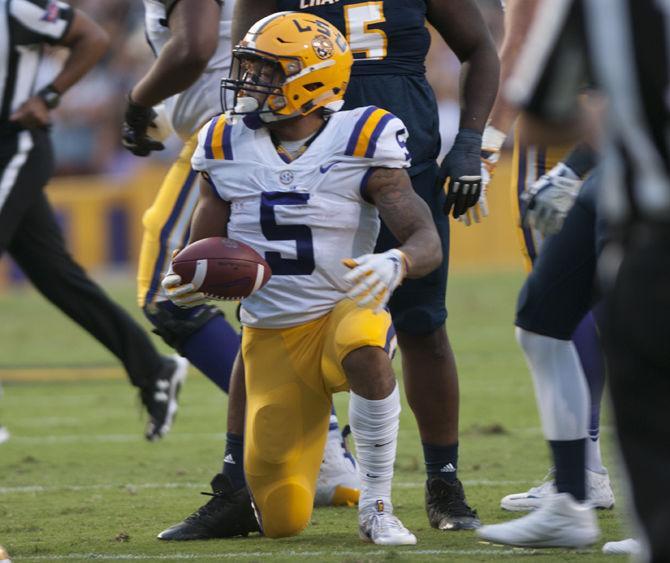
[122,95,165,157]
[438,128,483,219]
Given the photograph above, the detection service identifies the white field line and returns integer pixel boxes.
[7,426,614,444]
[8,433,226,444]
[17,547,595,560]
[0,479,532,495]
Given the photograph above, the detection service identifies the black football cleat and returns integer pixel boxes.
[157,474,260,540]
[425,477,481,531]
[140,354,188,441]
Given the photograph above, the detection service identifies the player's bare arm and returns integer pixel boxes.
[123,0,221,157]
[426,0,499,132]
[488,0,540,133]
[367,167,442,278]
[480,0,540,180]
[430,0,498,220]
[187,177,231,243]
[130,0,222,107]
[231,0,276,45]
[10,9,108,128]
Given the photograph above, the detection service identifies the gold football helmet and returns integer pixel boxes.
[222,12,353,122]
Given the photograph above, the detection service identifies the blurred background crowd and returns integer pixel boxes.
[45,0,505,177]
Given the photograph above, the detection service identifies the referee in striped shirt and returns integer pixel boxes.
[495,0,670,559]
[0,0,186,441]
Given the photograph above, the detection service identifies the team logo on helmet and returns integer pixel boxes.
[312,35,334,59]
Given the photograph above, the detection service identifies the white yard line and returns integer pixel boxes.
[19,547,595,560]
[0,479,532,495]
[8,433,227,444]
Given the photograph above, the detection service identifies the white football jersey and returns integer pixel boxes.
[143,0,234,140]
[191,106,411,328]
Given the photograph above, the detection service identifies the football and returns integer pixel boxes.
[171,237,271,300]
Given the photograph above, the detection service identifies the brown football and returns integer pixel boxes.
[171,237,271,300]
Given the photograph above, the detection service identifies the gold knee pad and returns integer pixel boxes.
[254,478,313,538]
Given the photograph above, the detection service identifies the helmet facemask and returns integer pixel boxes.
[222,50,299,123]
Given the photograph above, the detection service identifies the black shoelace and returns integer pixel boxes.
[431,482,477,517]
[183,491,229,522]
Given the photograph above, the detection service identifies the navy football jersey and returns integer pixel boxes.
[276,0,440,171]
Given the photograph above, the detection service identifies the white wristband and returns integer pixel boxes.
[482,125,507,151]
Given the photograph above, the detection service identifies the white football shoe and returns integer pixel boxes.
[0,425,9,445]
[501,468,615,511]
[602,538,642,555]
[478,493,600,548]
[314,425,360,507]
[359,502,417,546]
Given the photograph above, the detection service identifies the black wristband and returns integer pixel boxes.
[37,84,61,109]
[564,142,598,179]
[125,94,155,129]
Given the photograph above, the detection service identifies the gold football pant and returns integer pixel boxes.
[137,135,200,307]
[241,299,396,538]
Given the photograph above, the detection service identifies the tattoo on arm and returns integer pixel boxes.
[367,167,442,277]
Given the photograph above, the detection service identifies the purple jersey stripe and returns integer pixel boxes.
[364,113,394,158]
[204,118,218,160]
[359,167,375,202]
[222,121,234,160]
[345,106,377,156]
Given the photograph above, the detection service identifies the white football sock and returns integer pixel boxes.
[586,436,606,474]
[349,384,400,512]
[516,328,589,441]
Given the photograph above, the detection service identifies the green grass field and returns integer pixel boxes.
[0,271,631,562]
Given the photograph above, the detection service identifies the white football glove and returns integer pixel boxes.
[480,124,506,177]
[343,249,408,313]
[521,162,583,237]
[161,264,209,309]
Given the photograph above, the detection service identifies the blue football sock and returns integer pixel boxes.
[550,438,586,501]
[222,432,245,490]
[182,314,239,393]
[572,310,607,473]
[422,442,458,482]
[571,311,605,442]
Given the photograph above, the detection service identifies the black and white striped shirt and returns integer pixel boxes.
[0,0,73,122]
[507,0,670,225]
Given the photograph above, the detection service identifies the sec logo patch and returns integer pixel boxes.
[279,170,294,184]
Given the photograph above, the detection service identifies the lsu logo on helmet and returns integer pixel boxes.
[222,12,353,122]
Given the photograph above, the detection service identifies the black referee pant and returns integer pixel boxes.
[603,226,670,563]
[0,124,167,388]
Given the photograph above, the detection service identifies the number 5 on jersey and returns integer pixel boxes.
[260,192,315,275]
[344,1,387,60]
